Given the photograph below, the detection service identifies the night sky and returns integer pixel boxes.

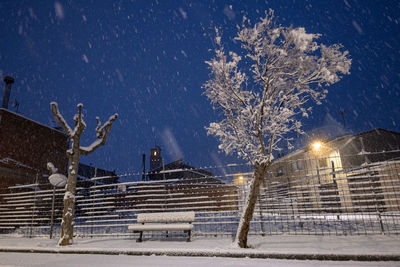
[0,0,399,174]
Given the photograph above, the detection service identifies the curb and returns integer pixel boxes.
[0,247,399,261]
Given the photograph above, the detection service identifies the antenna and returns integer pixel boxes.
[11,99,19,112]
[142,154,146,181]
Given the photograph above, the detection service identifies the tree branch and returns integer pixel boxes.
[73,103,86,137]
[50,102,73,136]
[80,114,118,155]
[227,110,254,165]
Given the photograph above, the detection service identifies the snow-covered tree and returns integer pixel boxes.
[50,102,118,246]
[204,10,351,248]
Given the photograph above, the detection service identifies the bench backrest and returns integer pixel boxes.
[137,211,195,223]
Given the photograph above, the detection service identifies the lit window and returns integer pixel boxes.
[318,158,328,167]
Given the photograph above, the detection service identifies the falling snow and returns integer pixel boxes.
[54,1,65,20]
[0,1,398,174]
[82,54,89,64]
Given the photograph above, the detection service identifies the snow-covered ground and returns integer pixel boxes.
[0,235,399,266]
[0,252,398,267]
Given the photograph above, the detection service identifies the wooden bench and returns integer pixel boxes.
[128,211,195,242]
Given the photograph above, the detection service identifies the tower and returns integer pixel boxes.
[150,146,162,171]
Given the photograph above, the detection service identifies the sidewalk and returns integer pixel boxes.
[0,235,399,261]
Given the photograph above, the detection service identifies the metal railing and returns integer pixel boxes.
[0,153,399,239]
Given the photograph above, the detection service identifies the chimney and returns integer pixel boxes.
[2,76,14,109]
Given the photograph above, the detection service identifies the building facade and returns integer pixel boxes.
[264,129,400,213]
[146,147,221,184]
[0,108,69,188]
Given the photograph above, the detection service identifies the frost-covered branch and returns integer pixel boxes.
[73,103,86,137]
[204,9,351,165]
[80,113,118,155]
[50,102,73,136]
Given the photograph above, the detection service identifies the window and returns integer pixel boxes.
[277,167,284,177]
[292,160,303,171]
[318,158,328,167]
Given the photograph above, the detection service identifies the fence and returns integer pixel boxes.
[0,153,399,239]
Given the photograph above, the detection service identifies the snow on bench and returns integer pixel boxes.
[128,211,195,242]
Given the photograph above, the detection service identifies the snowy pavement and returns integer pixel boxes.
[1,252,399,267]
[0,235,399,266]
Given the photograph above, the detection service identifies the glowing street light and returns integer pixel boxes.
[310,141,324,184]
[234,174,246,185]
[312,141,322,151]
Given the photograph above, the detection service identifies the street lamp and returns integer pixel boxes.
[234,173,246,185]
[312,141,322,152]
[310,141,324,184]
[47,163,67,239]
[234,174,248,213]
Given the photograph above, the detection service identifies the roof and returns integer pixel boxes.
[149,159,213,176]
[78,163,117,179]
[275,128,400,162]
[355,128,400,137]
[0,108,67,136]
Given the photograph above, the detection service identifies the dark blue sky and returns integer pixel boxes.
[0,0,399,174]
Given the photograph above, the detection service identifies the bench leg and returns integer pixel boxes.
[136,231,143,242]
[186,230,191,242]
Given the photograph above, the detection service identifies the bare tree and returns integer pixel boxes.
[50,102,118,246]
[204,10,351,248]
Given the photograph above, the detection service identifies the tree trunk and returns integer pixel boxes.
[58,141,80,246]
[50,102,117,246]
[234,162,269,248]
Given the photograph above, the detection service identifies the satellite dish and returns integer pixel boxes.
[49,173,67,187]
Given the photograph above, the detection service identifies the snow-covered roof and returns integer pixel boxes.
[149,159,213,177]
[0,108,67,136]
[0,157,35,170]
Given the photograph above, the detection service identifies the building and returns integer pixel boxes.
[111,147,235,213]
[148,159,223,184]
[147,147,221,184]
[269,128,400,178]
[264,128,400,213]
[78,163,119,185]
[0,108,69,188]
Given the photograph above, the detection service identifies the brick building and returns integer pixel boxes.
[0,108,69,187]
